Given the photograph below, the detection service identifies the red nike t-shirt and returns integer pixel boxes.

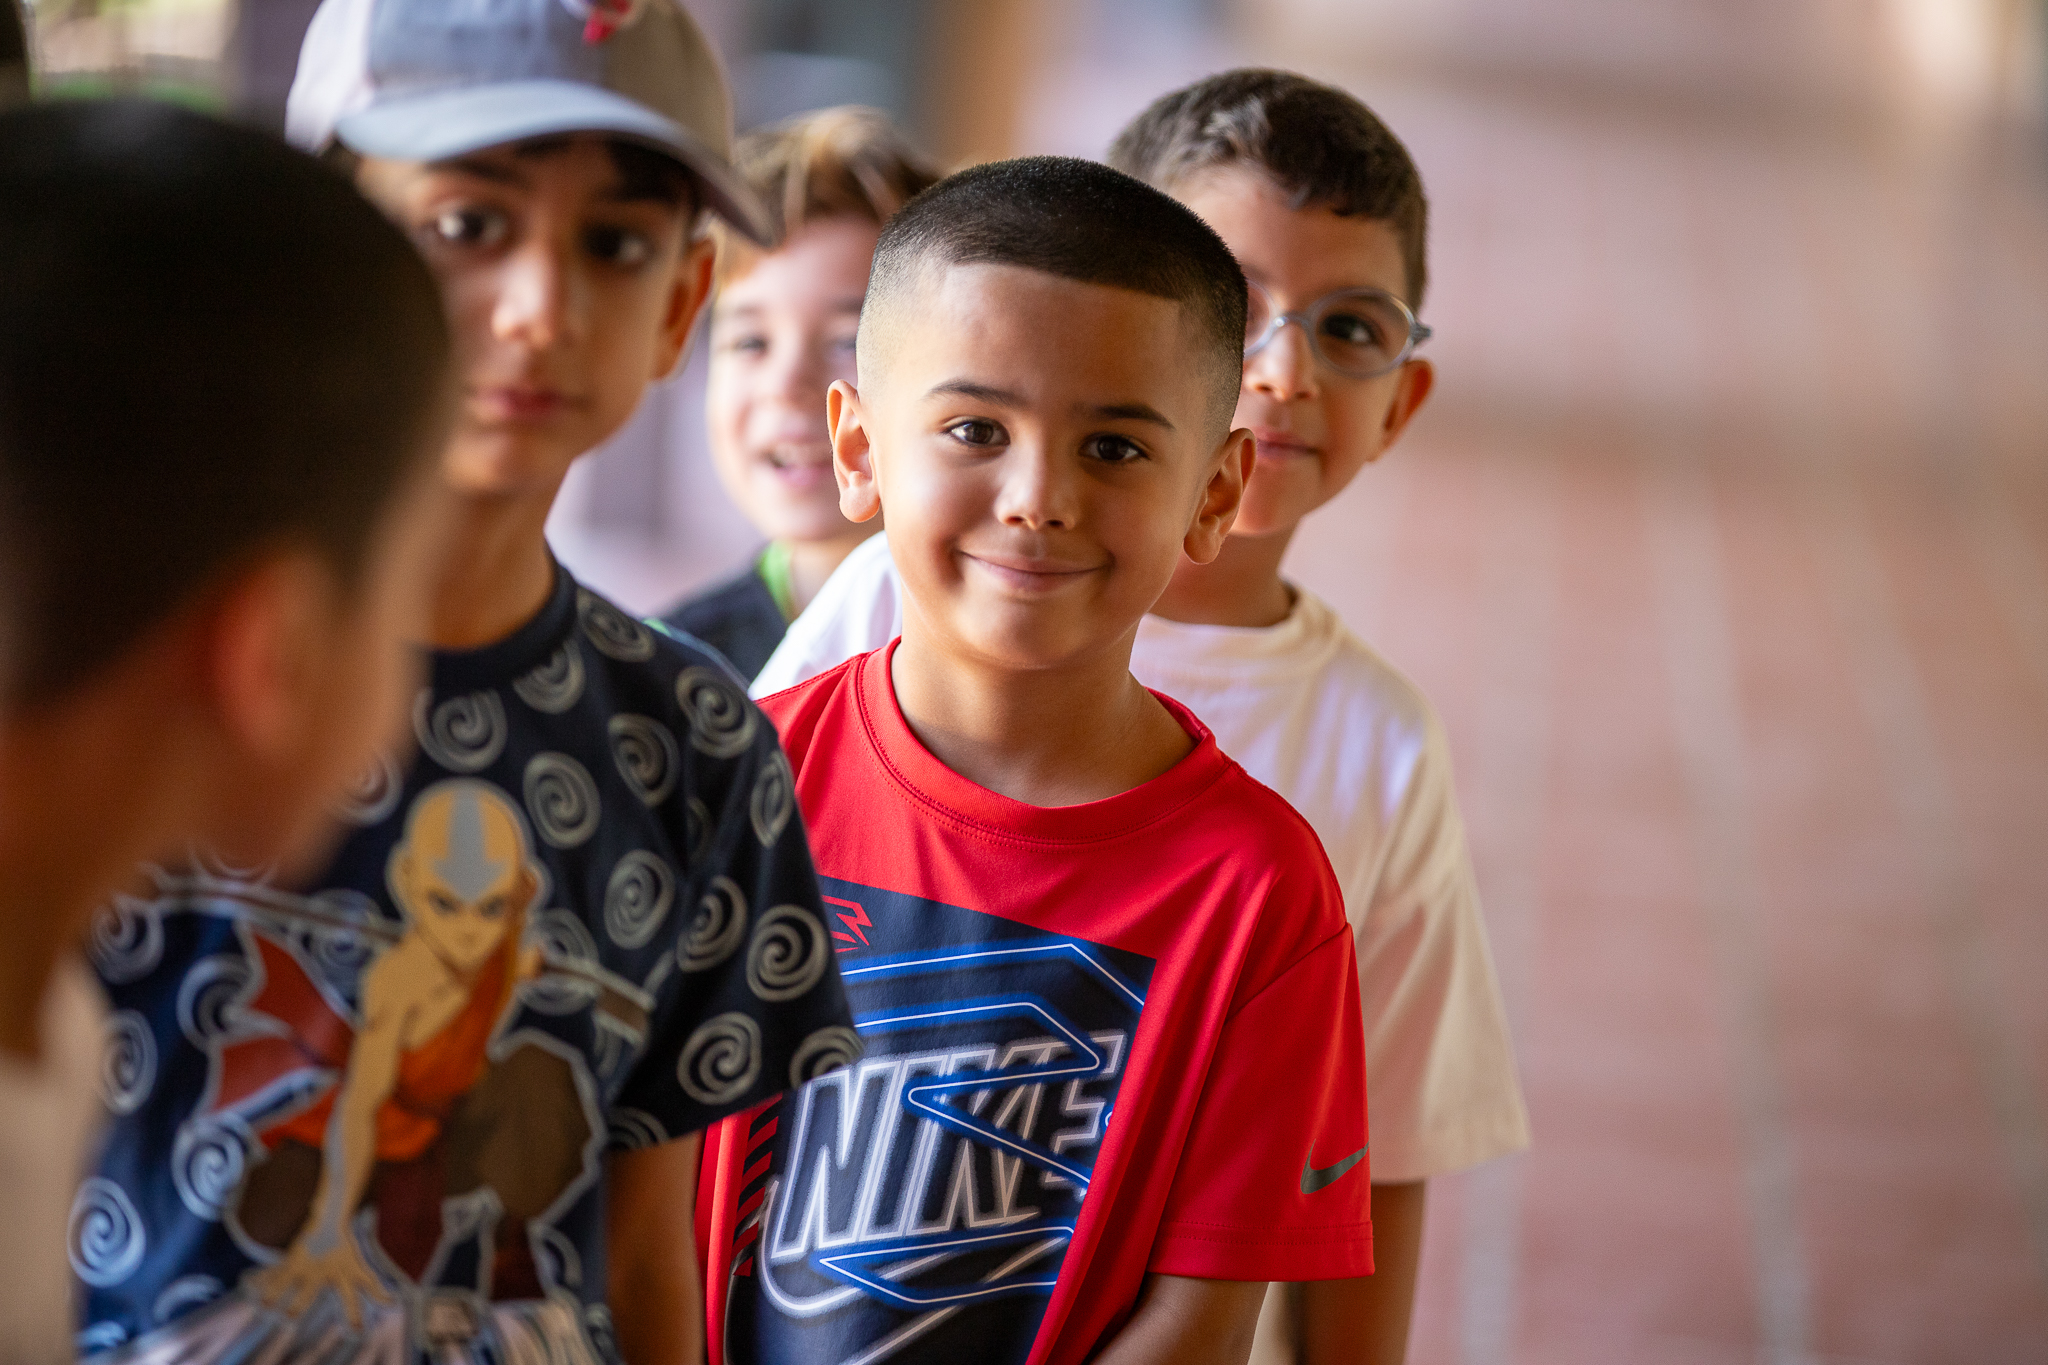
[697,643,1372,1365]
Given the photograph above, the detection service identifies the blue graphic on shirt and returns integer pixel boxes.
[727,877,1155,1365]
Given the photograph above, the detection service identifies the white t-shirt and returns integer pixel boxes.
[0,956,108,1363]
[755,532,1530,1182]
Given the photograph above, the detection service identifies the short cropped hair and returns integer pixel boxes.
[864,155,1246,427]
[714,106,940,287]
[0,100,450,706]
[1108,69,1430,308]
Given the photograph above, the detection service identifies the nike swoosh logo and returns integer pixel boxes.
[1300,1145,1369,1195]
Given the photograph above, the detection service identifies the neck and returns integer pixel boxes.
[783,524,880,616]
[889,613,1192,807]
[1149,527,1297,628]
[429,484,564,650]
[0,689,179,1063]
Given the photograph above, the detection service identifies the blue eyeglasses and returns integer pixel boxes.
[1244,280,1432,379]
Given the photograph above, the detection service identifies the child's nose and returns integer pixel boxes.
[1246,320,1319,402]
[491,239,586,351]
[995,444,1079,531]
[765,340,827,404]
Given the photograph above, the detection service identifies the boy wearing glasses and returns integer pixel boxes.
[754,71,1529,1365]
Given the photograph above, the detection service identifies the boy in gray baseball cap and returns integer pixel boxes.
[72,5,857,1363]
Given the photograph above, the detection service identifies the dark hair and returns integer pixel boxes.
[0,0,26,104]
[0,100,450,706]
[321,135,700,214]
[522,135,701,211]
[865,155,1246,423]
[1108,69,1430,309]
[714,105,940,287]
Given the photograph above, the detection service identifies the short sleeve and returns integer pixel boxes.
[1353,712,1529,1181]
[608,696,861,1146]
[1150,926,1375,1282]
[750,532,902,698]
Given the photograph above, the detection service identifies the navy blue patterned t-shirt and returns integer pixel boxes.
[73,565,859,1363]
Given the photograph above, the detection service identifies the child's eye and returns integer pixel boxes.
[716,333,768,357]
[946,419,1005,448]
[585,225,655,268]
[1321,311,1383,348]
[428,206,510,249]
[1085,434,1147,465]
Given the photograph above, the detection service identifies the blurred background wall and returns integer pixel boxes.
[20,1,2048,1360]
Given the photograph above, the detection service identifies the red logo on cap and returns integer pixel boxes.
[562,0,644,43]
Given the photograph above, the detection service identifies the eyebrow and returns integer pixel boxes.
[718,297,866,317]
[927,380,1025,406]
[427,154,680,209]
[1092,402,1175,431]
[924,381,1176,431]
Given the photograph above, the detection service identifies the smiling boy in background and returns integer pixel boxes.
[752,71,1530,1365]
[657,108,938,680]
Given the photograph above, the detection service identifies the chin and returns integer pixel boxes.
[948,619,1100,673]
[1229,489,1314,540]
[447,432,584,498]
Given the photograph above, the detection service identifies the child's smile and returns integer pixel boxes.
[708,217,875,542]
[834,261,1245,672]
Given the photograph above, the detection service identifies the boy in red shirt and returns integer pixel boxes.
[697,157,1373,1365]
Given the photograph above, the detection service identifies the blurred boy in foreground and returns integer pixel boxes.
[0,98,450,1360]
[69,2,859,1360]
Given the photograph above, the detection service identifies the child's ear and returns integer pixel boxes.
[1183,427,1255,565]
[652,235,717,381]
[204,549,338,763]
[1372,357,1435,458]
[829,380,882,524]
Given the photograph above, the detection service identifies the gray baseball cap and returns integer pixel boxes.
[286,0,772,243]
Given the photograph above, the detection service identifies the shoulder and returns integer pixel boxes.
[754,535,900,696]
[1211,758,1343,880]
[574,583,743,693]
[358,940,422,1016]
[756,653,869,772]
[1295,592,1437,741]
[1193,759,1354,997]
[657,572,786,685]
[1186,748,1348,927]
[1284,593,1461,811]
[660,567,779,642]
[562,584,781,794]
[826,530,898,595]
[788,533,898,637]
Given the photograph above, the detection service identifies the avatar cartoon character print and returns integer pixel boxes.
[74,572,857,1364]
